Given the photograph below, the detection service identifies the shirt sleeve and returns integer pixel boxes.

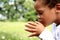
[39,28,55,40]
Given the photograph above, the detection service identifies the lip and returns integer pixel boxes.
[38,20,45,25]
[38,19,43,22]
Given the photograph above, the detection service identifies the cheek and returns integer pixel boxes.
[44,16,51,23]
[43,11,51,21]
[43,16,53,26]
[45,13,56,24]
[43,11,53,24]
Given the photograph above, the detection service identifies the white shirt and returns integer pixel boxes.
[39,23,60,40]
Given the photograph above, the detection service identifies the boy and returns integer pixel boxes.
[25,0,60,40]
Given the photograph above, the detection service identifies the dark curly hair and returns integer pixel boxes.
[33,0,60,8]
[45,0,60,8]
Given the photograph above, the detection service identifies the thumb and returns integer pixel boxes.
[28,33,36,37]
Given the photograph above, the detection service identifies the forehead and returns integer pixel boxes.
[34,0,46,6]
[35,0,47,7]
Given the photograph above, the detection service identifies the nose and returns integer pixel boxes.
[37,15,41,19]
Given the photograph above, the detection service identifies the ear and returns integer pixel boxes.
[56,3,60,12]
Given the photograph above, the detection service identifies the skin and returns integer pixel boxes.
[55,3,60,25]
[25,0,60,37]
[34,0,57,26]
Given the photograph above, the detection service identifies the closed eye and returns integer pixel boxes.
[33,0,36,2]
[36,10,43,15]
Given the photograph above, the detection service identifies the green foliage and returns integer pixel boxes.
[0,0,8,2]
[23,0,38,21]
[24,11,37,21]
[23,0,34,10]
[17,0,25,4]
[0,0,37,22]
[0,0,25,21]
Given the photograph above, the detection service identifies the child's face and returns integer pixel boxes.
[34,0,57,26]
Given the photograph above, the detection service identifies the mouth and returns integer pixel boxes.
[38,19,43,23]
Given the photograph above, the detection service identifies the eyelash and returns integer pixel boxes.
[38,11,43,15]
[33,0,36,2]
[39,13,43,15]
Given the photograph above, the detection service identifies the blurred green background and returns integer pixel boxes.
[0,22,40,40]
[0,0,51,40]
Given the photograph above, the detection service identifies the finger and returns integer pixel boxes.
[35,21,44,25]
[25,24,36,29]
[25,28,36,33]
[35,21,40,24]
[28,33,36,37]
[28,22,37,26]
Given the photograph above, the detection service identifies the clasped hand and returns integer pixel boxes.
[25,21,45,37]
